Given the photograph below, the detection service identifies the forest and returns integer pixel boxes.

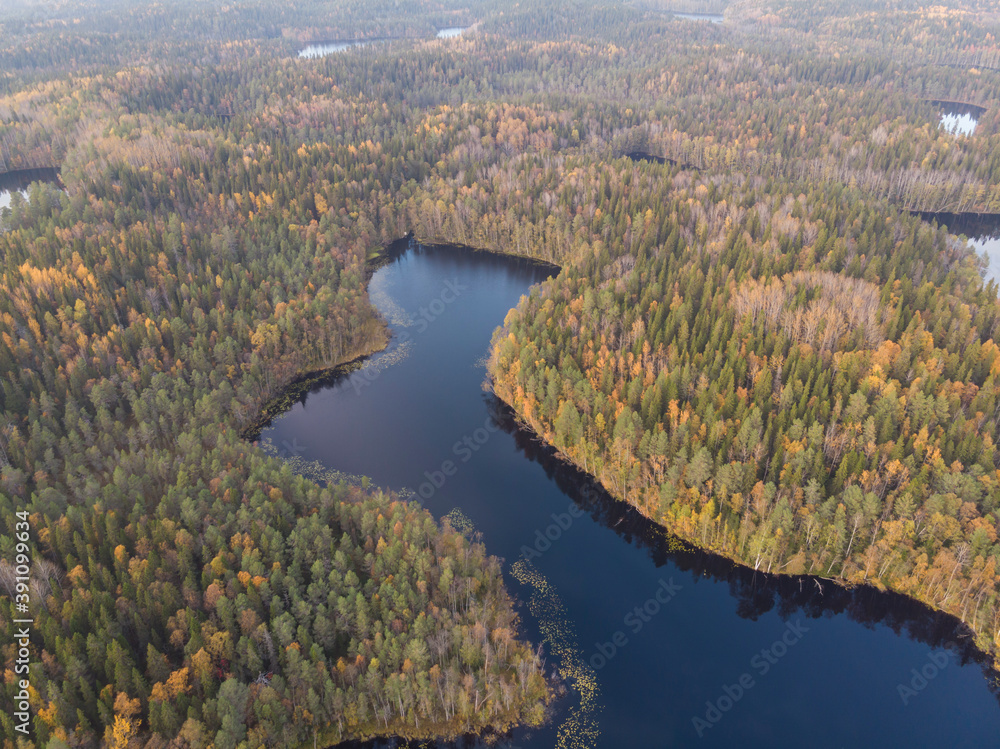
[1,0,1000,746]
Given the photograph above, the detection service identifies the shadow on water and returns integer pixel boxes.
[484,395,1000,688]
[0,167,61,197]
[0,167,62,219]
[625,151,668,165]
[929,100,987,118]
[916,211,1000,238]
[915,211,1000,283]
[382,239,560,280]
[624,151,700,171]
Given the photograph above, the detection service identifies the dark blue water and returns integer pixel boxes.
[259,241,1000,749]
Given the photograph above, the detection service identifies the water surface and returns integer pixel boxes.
[672,11,724,23]
[934,102,982,137]
[919,212,1000,284]
[0,167,60,219]
[437,27,467,38]
[0,188,25,212]
[941,112,978,136]
[974,234,1000,283]
[261,241,1000,748]
[298,40,374,58]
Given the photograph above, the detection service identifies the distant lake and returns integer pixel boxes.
[672,11,724,23]
[436,27,467,38]
[298,39,379,58]
[626,151,668,165]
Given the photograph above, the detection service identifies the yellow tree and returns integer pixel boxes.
[108,693,141,748]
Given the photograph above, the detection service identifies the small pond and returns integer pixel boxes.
[0,167,61,218]
[932,102,984,137]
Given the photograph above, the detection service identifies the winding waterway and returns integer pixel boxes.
[259,240,1000,748]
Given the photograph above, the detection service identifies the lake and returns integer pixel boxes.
[0,187,24,213]
[298,40,378,58]
[969,228,1000,284]
[0,167,60,218]
[672,12,724,23]
[934,103,983,137]
[624,151,696,170]
[299,29,467,57]
[918,213,1000,284]
[625,151,668,165]
[941,112,978,136]
[259,240,1000,749]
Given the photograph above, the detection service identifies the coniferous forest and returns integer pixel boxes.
[3,0,1000,746]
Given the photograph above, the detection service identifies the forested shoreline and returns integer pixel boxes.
[2,0,1000,746]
